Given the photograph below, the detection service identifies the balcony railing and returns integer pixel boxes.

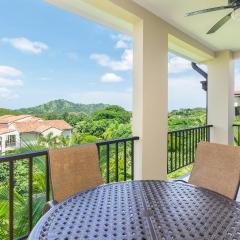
[0,136,139,240]
[167,125,213,174]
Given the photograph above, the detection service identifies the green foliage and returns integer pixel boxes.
[70,132,99,144]
[0,104,208,239]
[16,99,109,116]
[168,108,206,131]
[76,119,114,137]
[167,164,193,180]
[0,108,20,116]
[0,142,47,239]
[93,105,131,123]
[103,123,132,139]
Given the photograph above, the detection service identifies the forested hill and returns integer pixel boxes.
[0,100,207,131]
[0,108,20,116]
[15,99,109,115]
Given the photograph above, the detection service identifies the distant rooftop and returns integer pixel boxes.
[14,120,72,133]
[0,115,34,124]
[0,115,72,135]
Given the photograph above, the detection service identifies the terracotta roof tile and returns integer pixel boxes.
[0,115,72,133]
[14,120,72,133]
[43,120,72,130]
[0,115,33,124]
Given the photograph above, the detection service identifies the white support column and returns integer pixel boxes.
[207,51,234,144]
[132,19,168,180]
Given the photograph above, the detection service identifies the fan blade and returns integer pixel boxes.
[186,6,233,16]
[207,12,232,34]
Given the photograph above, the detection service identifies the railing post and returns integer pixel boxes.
[45,153,50,202]
[9,160,14,240]
[131,139,134,181]
[106,143,110,183]
[28,156,33,231]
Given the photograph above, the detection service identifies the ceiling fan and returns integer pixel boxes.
[186,0,240,34]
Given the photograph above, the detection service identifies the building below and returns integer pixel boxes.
[0,115,72,153]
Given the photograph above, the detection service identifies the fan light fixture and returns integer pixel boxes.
[231,8,240,20]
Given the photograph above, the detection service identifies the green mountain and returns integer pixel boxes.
[15,99,109,115]
[0,108,20,116]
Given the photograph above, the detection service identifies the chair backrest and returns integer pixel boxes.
[189,142,240,200]
[48,144,102,203]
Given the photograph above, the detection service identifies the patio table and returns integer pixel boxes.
[29,180,240,240]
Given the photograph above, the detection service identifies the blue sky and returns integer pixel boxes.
[0,0,239,111]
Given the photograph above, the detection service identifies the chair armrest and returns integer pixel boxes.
[43,200,58,214]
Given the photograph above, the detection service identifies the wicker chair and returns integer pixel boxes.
[188,142,240,200]
[44,144,102,212]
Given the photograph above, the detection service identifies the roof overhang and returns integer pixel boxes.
[46,0,215,63]
[133,0,240,59]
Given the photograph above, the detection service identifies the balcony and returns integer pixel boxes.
[2,123,240,239]
[0,124,227,239]
[1,0,240,239]
[0,136,139,239]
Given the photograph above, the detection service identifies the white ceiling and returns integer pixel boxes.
[133,0,240,52]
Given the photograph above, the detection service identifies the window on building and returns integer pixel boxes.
[5,135,16,147]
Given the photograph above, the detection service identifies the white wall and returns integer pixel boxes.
[0,131,19,153]
[42,128,63,137]
[20,133,39,147]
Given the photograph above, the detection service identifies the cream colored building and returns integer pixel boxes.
[0,115,72,153]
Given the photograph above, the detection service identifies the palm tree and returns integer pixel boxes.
[58,135,71,147]
[38,132,58,148]
[0,143,49,239]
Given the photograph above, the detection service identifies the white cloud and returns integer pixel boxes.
[101,73,123,83]
[0,77,23,87]
[0,87,19,99]
[0,65,23,100]
[168,54,207,74]
[66,52,79,61]
[168,55,191,74]
[168,76,205,110]
[2,37,48,54]
[112,34,132,42]
[0,65,22,77]
[90,49,133,71]
[115,40,128,49]
[112,34,132,49]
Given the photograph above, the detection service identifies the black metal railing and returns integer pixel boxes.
[0,136,139,240]
[97,136,139,183]
[167,125,212,174]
